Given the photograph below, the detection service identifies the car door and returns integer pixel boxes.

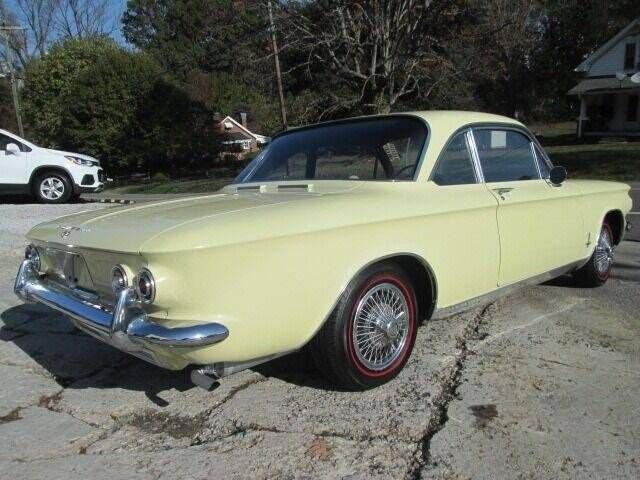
[0,133,28,184]
[428,130,501,304]
[471,126,584,286]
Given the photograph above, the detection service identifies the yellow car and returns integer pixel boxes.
[14,111,633,390]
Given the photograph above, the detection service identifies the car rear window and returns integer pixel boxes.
[236,117,428,183]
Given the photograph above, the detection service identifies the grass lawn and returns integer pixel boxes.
[109,121,640,194]
[532,121,640,182]
[545,143,640,182]
[108,177,234,194]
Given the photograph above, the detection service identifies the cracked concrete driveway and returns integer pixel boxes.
[1,202,639,479]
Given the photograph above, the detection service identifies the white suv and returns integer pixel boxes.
[0,129,105,203]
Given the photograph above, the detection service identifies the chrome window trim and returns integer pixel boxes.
[466,129,485,183]
[469,124,543,182]
[234,114,431,184]
[532,142,554,175]
[428,128,480,186]
[530,142,543,179]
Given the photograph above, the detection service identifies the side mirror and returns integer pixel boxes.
[549,166,567,186]
[5,143,20,155]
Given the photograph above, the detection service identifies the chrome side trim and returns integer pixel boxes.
[14,259,229,369]
[431,260,585,320]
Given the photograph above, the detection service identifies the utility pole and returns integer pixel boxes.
[0,23,25,137]
[267,0,287,130]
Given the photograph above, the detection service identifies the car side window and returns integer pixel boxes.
[431,132,477,186]
[533,144,551,179]
[0,134,29,153]
[0,134,13,151]
[474,129,540,182]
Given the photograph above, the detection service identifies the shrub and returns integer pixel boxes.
[151,172,170,183]
[22,37,221,176]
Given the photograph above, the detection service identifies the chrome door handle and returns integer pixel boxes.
[493,187,513,199]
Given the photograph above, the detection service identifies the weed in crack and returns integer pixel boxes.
[405,302,495,480]
[0,407,23,424]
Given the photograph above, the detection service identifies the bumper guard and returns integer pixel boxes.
[14,259,228,368]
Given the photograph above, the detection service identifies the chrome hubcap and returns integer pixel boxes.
[595,226,613,275]
[40,177,65,200]
[352,282,410,371]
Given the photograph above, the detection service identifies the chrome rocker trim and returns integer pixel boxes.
[14,259,229,368]
[431,259,585,320]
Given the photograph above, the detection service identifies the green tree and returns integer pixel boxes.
[22,37,220,175]
[0,82,19,133]
[532,0,640,120]
[122,0,263,76]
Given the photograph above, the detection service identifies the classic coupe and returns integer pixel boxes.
[14,112,632,390]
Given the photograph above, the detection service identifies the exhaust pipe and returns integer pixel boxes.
[189,351,291,390]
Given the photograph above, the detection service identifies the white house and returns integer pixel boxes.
[215,113,270,158]
[569,17,640,138]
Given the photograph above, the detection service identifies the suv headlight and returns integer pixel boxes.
[65,155,95,167]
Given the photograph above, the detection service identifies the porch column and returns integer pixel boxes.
[577,95,587,139]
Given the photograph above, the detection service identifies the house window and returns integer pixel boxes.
[624,42,637,70]
[627,96,639,122]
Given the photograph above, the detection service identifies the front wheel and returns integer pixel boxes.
[34,172,73,204]
[573,222,614,287]
[309,263,418,390]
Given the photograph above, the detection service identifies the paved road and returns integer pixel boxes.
[0,203,639,479]
[81,192,200,203]
[628,183,640,241]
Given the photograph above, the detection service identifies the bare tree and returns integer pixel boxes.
[473,0,540,118]
[57,0,116,38]
[1,0,58,68]
[280,0,469,116]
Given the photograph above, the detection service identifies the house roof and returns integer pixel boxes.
[223,131,254,141]
[220,115,270,143]
[575,17,640,72]
[568,76,640,95]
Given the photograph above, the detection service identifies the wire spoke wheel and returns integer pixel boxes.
[351,282,410,372]
[594,225,613,276]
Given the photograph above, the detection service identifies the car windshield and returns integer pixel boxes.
[235,116,428,183]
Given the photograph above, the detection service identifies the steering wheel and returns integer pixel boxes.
[394,164,416,180]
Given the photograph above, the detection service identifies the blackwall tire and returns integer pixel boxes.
[34,172,73,204]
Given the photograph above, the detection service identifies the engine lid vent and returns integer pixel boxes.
[277,183,315,192]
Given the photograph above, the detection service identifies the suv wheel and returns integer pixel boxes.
[34,172,72,204]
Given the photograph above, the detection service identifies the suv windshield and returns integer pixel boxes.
[235,116,428,183]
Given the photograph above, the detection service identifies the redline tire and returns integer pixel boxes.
[309,262,419,390]
[573,221,614,287]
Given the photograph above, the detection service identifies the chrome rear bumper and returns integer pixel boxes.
[14,259,228,369]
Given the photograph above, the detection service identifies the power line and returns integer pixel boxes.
[0,23,25,137]
[267,0,287,130]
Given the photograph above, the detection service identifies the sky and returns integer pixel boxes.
[5,0,128,45]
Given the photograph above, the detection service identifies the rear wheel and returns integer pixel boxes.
[309,262,418,390]
[573,222,614,287]
[34,172,72,204]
